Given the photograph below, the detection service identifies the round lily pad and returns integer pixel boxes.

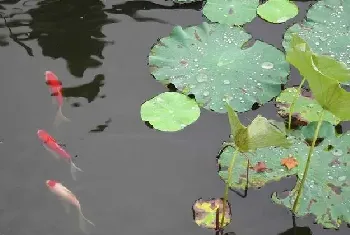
[202,0,259,26]
[283,0,350,67]
[275,87,340,126]
[140,92,200,132]
[149,22,290,113]
[257,0,299,23]
[192,198,231,229]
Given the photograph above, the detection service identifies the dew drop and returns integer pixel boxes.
[332,149,343,156]
[223,80,230,85]
[338,176,346,181]
[203,91,210,97]
[197,74,208,83]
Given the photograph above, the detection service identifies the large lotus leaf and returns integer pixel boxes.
[149,22,290,113]
[218,133,303,190]
[202,0,259,26]
[192,198,231,229]
[276,87,340,125]
[257,0,299,24]
[272,132,350,229]
[140,92,200,132]
[301,121,335,141]
[173,0,197,3]
[283,0,350,68]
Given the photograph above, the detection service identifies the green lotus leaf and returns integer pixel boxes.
[149,22,290,113]
[173,0,198,3]
[203,0,259,26]
[257,0,298,24]
[283,0,350,69]
[192,198,231,229]
[301,121,335,141]
[272,132,350,229]
[286,34,350,121]
[276,87,340,125]
[218,132,302,190]
[140,92,200,132]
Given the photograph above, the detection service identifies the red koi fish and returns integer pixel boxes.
[46,180,95,234]
[37,129,82,180]
[45,71,70,126]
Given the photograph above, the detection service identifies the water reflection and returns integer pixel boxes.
[62,73,105,104]
[278,226,312,235]
[27,0,115,77]
[104,0,203,23]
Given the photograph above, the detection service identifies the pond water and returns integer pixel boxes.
[0,0,349,235]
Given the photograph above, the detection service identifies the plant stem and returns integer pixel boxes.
[220,147,240,228]
[292,109,324,213]
[288,78,306,130]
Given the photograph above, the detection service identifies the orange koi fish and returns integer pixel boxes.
[37,129,82,180]
[45,71,70,126]
[46,180,95,234]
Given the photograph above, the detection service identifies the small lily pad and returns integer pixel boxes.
[149,22,290,113]
[276,87,340,125]
[301,121,335,141]
[203,0,259,26]
[257,0,299,23]
[192,198,231,229]
[283,0,350,68]
[140,92,200,132]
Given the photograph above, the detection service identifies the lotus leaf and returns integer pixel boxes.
[272,132,350,229]
[192,198,231,229]
[276,87,340,125]
[257,0,298,24]
[283,0,350,68]
[140,92,200,132]
[203,0,259,26]
[301,121,335,141]
[149,22,290,113]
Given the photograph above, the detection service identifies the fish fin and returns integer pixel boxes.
[78,207,95,234]
[70,161,83,181]
[60,198,71,214]
[54,106,71,127]
[42,144,60,160]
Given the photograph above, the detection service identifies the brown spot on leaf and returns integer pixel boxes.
[281,155,298,170]
[328,157,341,167]
[250,162,268,173]
[180,60,188,66]
[327,183,342,195]
[194,31,202,42]
[347,147,350,154]
[240,88,248,94]
[307,199,317,212]
[156,40,167,47]
[228,8,233,15]
[149,65,159,73]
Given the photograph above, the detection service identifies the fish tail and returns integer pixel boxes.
[78,207,95,234]
[54,106,71,127]
[70,161,83,181]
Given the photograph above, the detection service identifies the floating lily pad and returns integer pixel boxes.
[283,0,350,68]
[149,22,290,113]
[192,198,231,229]
[272,132,350,229]
[276,87,340,125]
[202,0,259,26]
[301,121,335,141]
[140,92,200,132]
[257,0,298,23]
[218,133,302,190]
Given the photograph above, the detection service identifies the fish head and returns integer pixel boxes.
[46,180,58,188]
[45,71,62,86]
[37,129,48,140]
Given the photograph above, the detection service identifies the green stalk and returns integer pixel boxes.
[292,109,324,213]
[288,78,306,130]
[220,147,240,228]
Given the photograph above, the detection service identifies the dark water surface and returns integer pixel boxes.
[0,0,349,235]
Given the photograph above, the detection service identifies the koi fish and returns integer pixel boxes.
[46,180,95,234]
[45,71,70,126]
[37,129,82,180]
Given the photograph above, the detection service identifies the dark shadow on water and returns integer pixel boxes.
[25,0,116,77]
[104,0,203,24]
[61,74,105,103]
[89,118,111,133]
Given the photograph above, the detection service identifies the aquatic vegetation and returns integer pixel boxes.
[283,0,350,68]
[149,22,289,113]
[257,0,299,24]
[301,121,335,142]
[202,0,259,25]
[140,92,200,131]
[192,198,231,229]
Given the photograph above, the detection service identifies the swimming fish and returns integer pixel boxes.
[46,180,95,234]
[45,71,70,126]
[37,129,82,180]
